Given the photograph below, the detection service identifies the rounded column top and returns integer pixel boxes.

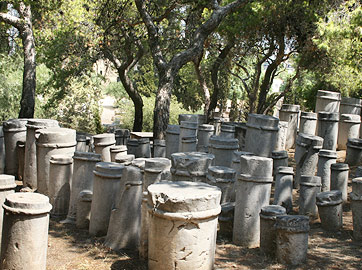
[300,111,317,120]
[340,96,362,106]
[247,114,279,130]
[276,166,294,175]
[132,158,147,170]
[166,124,180,134]
[0,175,16,190]
[110,145,127,153]
[94,162,125,178]
[209,135,239,148]
[300,175,321,187]
[26,119,59,129]
[78,190,93,202]
[145,158,171,173]
[239,155,273,179]
[272,150,288,159]
[3,118,29,132]
[296,133,324,149]
[232,150,254,163]
[73,151,102,162]
[339,114,361,123]
[317,111,339,122]
[3,193,52,215]
[331,163,349,171]
[93,133,116,146]
[275,215,310,232]
[347,138,362,148]
[115,154,135,165]
[316,190,342,206]
[36,127,76,146]
[280,104,300,112]
[317,90,341,100]
[260,205,286,220]
[318,149,337,159]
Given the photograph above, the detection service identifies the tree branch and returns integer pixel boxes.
[0,12,23,29]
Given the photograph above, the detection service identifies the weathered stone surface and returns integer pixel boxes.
[316,190,343,231]
[93,133,116,162]
[197,124,214,152]
[338,114,360,150]
[234,122,247,150]
[299,175,321,218]
[17,140,25,181]
[340,96,362,115]
[76,190,92,229]
[75,133,90,152]
[317,111,339,150]
[165,124,180,158]
[0,175,16,245]
[350,178,362,240]
[206,166,236,203]
[137,138,151,158]
[345,138,362,166]
[299,112,317,136]
[115,129,130,145]
[315,90,341,113]
[153,139,166,157]
[273,166,294,213]
[209,135,239,167]
[220,123,235,138]
[180,135,198,152]
[0,127,5,174]
[279,104,300,150]
[218,202,235,239]
[352,177,362,195]
[179,121,198,152]
[110,145,127,162]
[330,163,349,202]
[317,149,337,191]
[274,121,288,151]
[272,150,288,177]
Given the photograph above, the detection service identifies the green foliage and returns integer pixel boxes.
[229,90,239,121]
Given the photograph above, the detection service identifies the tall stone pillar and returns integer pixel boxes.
[317,111,339,150]
[165,124,180,158]
[317,149,337,191]
[299,112,317,135]
[279,104,300,149]
[315,90,341,113]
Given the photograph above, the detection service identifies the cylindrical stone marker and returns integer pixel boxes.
[0,175,16,244]
[147,181,221,270]
[233,155,273,247]
[165,124,180,158]
[330,163,349,202]
[299,175,321,218]
[138,138,151,158]
[345,138,362,166]
[115,154,135,165]
[317,111,339,150]
[220,123,235,138]
[274,121,288,151]
[299,112,317,135]
[279,104,300,149]
[209,136,239,167]
[317,149,337,192]
[272,150,288,177]
[338,114,360,150]
[179,121,198,151]
[49,154,73,218]
[0,127,5,174]
[206,166,236,203]
[127,138,139,157]
[197,124,214,152]
[16,140,25,181]
[93,133,116,162]
[115,129,130,145]
[340,96,361,115]
[110,145,127,162]
[180,136,198,152]
[316,190,343,231]
[273,166,294,213]
[1,193,52,270]
[275,215,310,266]
[153,139,166,157]
[76,190,92,229]
[75,133,89,152]
[218,202,235,239]
[230,151,254,201]
[350,178,362,240]
[259,205,286,257]
[89,162,124,236]
[355,166,362,178]
[315,90,341,113]
[178,114,199,124]
[234,122,247,150]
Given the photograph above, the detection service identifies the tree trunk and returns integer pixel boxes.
[193,61,210,119]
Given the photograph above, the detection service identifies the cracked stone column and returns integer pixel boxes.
[76,190,92,229]
[165,125,180,158]
[147,181,221,270]
[0,127,5,174]
[274,121,288,151]
[179,121,198,152]
[330,163,349,202]
[338,114,361,150]
[0,175,16,245]
[36,128,76,196]
[0,193,52,270]
[206,166,236,203]
[345,138,362,166]
[209,136,239,167]
[279,104,300,150]
[299,112,317,135]
[299,175,321,218]
[317,111,339,150]
[180,136,198,152]
[153,139,166,157]
[351,177,362,240]
[197,124,214,152]
[233,155,273,247]
[171,152,214,182]
[93,133,116,162]
[272,150,288,177]
[294,133,323,188]
[317,150,337,192]
[316,190,343,231]
[244,114,279,157]
[110,145,127,162]
[273,166,294,213]
[315,90,341,113]
[275,215,310,266]
[3,118,28,178]
[220,124,235,138]
[23,119,59,189]
[340,97,361,115]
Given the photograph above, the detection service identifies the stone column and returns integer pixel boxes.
[279,104,300,149]
[220,123,235,138]
[180,136,198,152]
[259,205,286,257]
[211,117,222,135]
[93,133,116,162]
[76,133,89,152]
[206,166,236,203]
[244,114,279,157]
[3,118,28,177]
[178,114,199,124]
[273,166,294,213]
[330,163,349,202]
[338,114,361,150]
[171,152,214,182]
[1,193,52,270]
[209,136,239,167]
[275,215,310,266]
[165,124,180,158]
[230,151,253,201]
[233,155,273,247]
[89,162,125,236]
[274,121,288,151]
[0,175,16,245]
[110,145,127,162]
[138,138,151,158]
[294,133,323,188]
[197,124,214,152]
[234,122,247,151]
[49,154,73,218]
[345,138,362,166]
[153,139,166,157]
[299,175,321,218]
[23,119,59,189]
[218,202,235,239]
[115,129,130,145]
[126,138,139,157]
[340,96,361,115]
[76,190,92,229]
[299,112,317,135]
[350,177,362,240]
[63,152,101,224]
[17,140,25,182]
[316,190,343,231]
[179,121,198,151]
[355,166,362,178]
[317,149,337,191]
[317,111,339,150]
[147,181,221,270]
[315,90,341,113]
[36,128,76,196]
[115,154,135,165]
[0,127,5,174]
[272,150,288,177]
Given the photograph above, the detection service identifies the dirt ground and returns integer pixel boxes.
[46,150,362,270]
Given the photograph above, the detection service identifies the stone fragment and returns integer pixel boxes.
[273,166,294,213]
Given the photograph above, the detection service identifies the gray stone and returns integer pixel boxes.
[273,166,294,213]
[352,177,362,196]
[0,127,5,174]
[272,150,288,177]
[165,124,180,158]
[279,104,300,149]
[350,178,362,240]
[299,175,321,218]
[115,129,130,145]
[340,96,362,115]
[345,138,362,166]
[126,138,139,156]
[180,135,198,152]
[299,112,317,135]
[315,90,341,113]
[76,190,92,229]
[0,175,16,245]
[317,149,337,191]
[338,114,360,150]
[153,139,166,157]
[234,122,247,150]
[230,151,254,201]
[197,124,214,152]
[137,138,151,158]
[178,114,199,124]
[220,123,235,138]
[316,190,343,231]
[330,163,349,202]
[110,145,127,162]
[206,166,236,203]
[93,133,116,162]
[76,133,90,152]
[317,111,339,150]
[115,154,135,165]
[179,121,198,152]
[355,167,362,178]
[16,140,25,182]
[218,202,235,239]
[209,135,239,167]
[274,121,288,151]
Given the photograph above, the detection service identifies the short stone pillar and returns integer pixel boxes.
[209,136,239,167]
[220,123,235,138]
[171,152,214,182]
[279,104,300,149]
[299,112,317,135]
[110,145,127,162]
[137,138,151,158]
[93,133,116,162]
[272,150,288,177]
[89,162,124,236]
[36,128,76,196]
[115,129,130,145]
[233,155,273,247]
[211,117,222,135]
[63,152,101,224]
[76,190,92,229]
[0,175,16,244]
[115,154,135,165]
[345,138,362,166]
[315,90,341,113]
[153,139,166,157]
[299,175,321,218]
[3,118,28,177]
[23,119,59,189]
[178,113,199,124]
[337,114,361,150]
[1,193,52,270]
[179,121,198,151]
[49,154,73,218]
[76,133,89,152]
[274,121,288,151]
[230,151,253,201]
[294,133,323,188]
[0,127,5,174]
[165,124,180,158]
[340,96,362,115]
[316,190,343,231]
[275,215,310,266]
[180,136,198,152]
[330,163,349,202]
[317,149,337,191]
[350,177,362,240]
[206,166,235,203]
[317,111,339,150]
[259,205,286,256]
[147,181,221,270]
[244,114,279,157]
[273,166,294,213]
[218,202,235,239]
[197,124,215,152]
[16,140,25,181]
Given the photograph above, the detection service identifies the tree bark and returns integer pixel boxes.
[193,58,210,120]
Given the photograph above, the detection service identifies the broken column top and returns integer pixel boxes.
[36,127,76,145]
[145,158,171,173]
[318,111,340,122]
[93,133,116,146]
[296,133,324,149]
[280,104,300,112]
[318,149,337,158]
[301,112,317,120]
[207,166,236,183]
[94,162,125,178]
[3,193,52,215]
[316,190,343,206]
[3,118,29,131]
[260,205,286,220]
[275,215,310,233]
[26,119,59,129]
[0,175,16,190]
